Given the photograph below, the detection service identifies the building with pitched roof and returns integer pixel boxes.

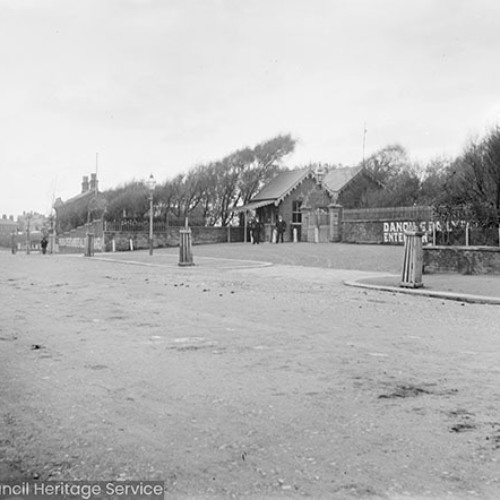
[238,165,382,242]
[53,173,105,233]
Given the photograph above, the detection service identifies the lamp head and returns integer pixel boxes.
[146,174,156,192]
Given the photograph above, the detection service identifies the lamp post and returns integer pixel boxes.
[146,174,156,255]
[26,213,31,255]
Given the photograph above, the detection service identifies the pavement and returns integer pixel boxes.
[344,273,500,305]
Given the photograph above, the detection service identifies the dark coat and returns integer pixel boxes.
[276,219,287,234]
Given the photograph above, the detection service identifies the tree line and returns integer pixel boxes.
[102,134,296,226]
[358,127,500,230]
[57,125,500,232]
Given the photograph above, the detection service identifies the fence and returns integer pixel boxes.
[343,206,433,222]
[431,222,500,246]
[104,220,169,233]
[341,206,499,246]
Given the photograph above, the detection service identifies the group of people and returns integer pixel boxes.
[249,215,287,244]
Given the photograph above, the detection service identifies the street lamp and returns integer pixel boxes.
[26,213,32,255]
[146,174,156,255]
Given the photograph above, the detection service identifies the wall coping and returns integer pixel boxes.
[426,245,500,253]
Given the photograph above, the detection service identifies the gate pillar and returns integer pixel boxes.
[328,204,343,242]
[300,205,311,242]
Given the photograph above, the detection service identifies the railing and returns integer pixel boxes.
[104,220,169,233]
[343,206,433,222]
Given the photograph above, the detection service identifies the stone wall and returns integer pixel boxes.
[57,220,104,253]
[57,221,244,254]
[423,246,500,275]
[342,207,434,245]
[104,226,243,252]
[342,220,383,244]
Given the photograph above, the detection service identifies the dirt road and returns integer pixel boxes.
[1,246,499,499]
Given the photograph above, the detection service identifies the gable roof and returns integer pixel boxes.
[237,168,312,212]
[322,165,363,193]
[238,166,372,212]
[53,189,97,211]
[251,168,311,203]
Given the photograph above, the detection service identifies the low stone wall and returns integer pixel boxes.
[423,246,500,275]
[57,220,104,253]
[103,226,244,252]
[56,222,244,254]
[190,226,243,245]
[104,231,169,252]
[341,207,434,245]
[342,220,383,244]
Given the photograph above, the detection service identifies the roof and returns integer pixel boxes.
[237,166,370,212]
[252,168,312,202]
[237,168,312,212]
[238,199,276,212]
[54,189,96,209]
[0,218,17,227]
[322,165,364,193]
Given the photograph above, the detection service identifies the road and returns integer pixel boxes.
[1,244,499,499]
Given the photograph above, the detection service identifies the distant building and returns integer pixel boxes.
[0,215,18,247]
[17,212,47,233]
[0,213,51,250]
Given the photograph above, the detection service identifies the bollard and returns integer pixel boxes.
[400,231,423,288]
[84,233,95,257]
[179,223,194,267]
[11,233,17,254]
[49,234,55,254]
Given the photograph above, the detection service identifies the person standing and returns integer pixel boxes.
[251,217,261,244]
[275,215,286,243]
[41,236,48,255]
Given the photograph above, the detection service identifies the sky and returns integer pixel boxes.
[2,0,500,217]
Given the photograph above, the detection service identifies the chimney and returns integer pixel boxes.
[90,173,98,192]
[82,176,89,193]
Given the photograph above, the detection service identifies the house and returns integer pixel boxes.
[0,214,17,234]
[238,165,382,242]
[0,215,18,248]
[53,173,104,233]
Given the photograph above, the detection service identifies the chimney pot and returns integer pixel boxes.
[81,176,89,193]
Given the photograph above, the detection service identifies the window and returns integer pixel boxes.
[292,200,302,224]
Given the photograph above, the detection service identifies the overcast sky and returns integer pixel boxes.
[2,0,500,216]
